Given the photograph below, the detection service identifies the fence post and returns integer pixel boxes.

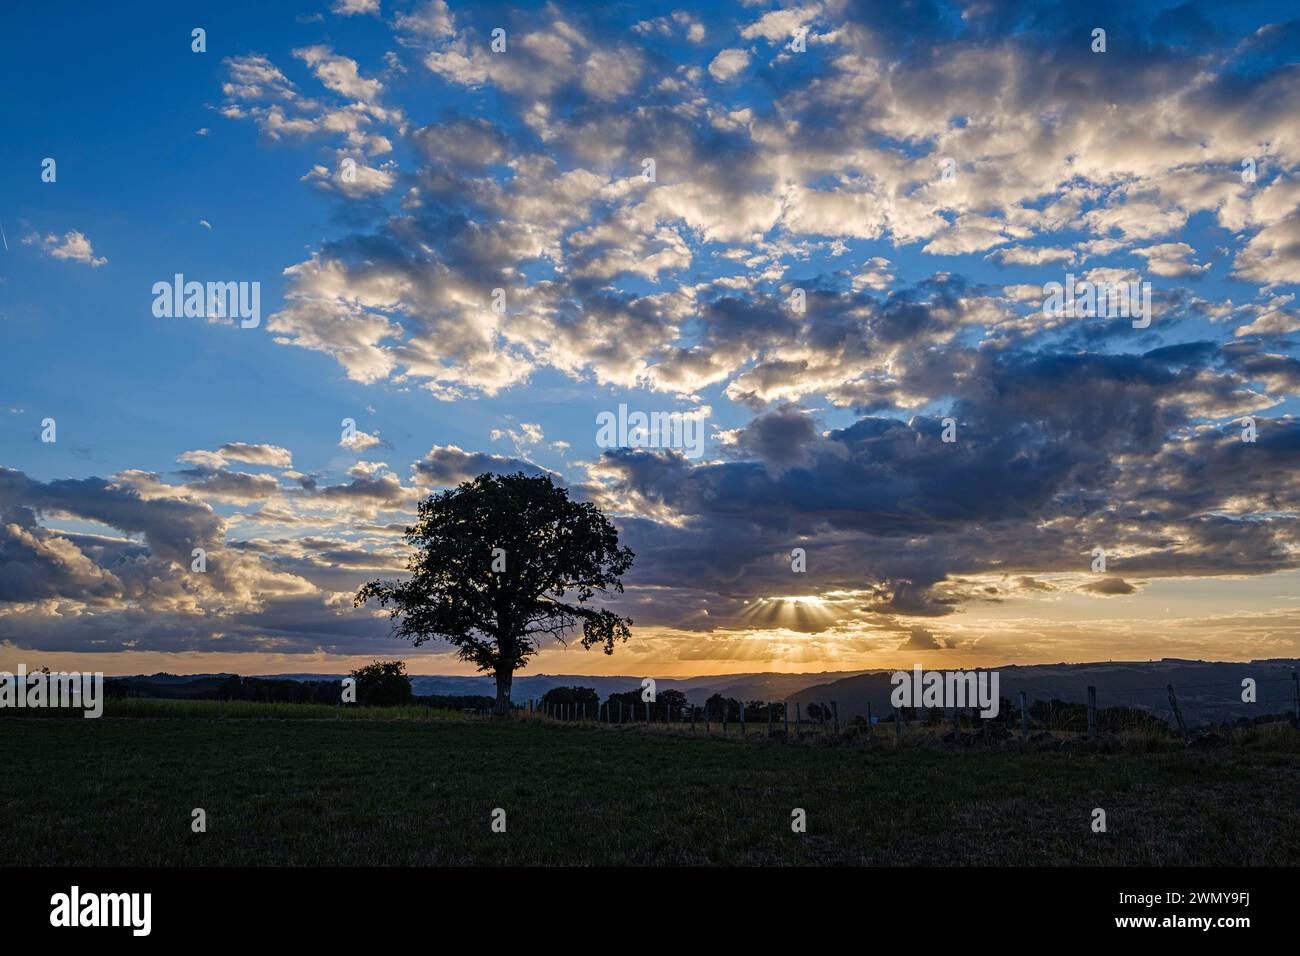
[739,703,745,738]
[1167,684,1189,741]
[796,703,801,735]
[722,707,728,735]
[832,701,839,733]
[1019,691,1029,739]
[1292,671,1299,725]
[866,701,873,736]
[705,708,711,735]
[784,703,790,737]
[952,704,961,736]
[691,707,696,732]
[1086,686,1097,740]
[768,704,773,736]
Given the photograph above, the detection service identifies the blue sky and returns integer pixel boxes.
[1,0,1299,676]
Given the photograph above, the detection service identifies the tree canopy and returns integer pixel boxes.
[355,472,634,713]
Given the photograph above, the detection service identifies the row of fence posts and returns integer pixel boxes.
[525,697,842,736]
[522,672,1300,740]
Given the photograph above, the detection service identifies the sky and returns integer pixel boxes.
[1,0,1298,679]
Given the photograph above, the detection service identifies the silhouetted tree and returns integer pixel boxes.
[657,688,689,718]
[350,659,413,706]
[355,472,634,715]
[541,686,600,711]
[743,699,770,722]
[705,693,742,720]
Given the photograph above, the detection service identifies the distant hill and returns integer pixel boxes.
[105,660,1299,725]
[113,670,867,707]
[786,659,1300,727]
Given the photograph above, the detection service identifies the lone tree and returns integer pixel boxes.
[355,472,634,715]
[349,659,413,707]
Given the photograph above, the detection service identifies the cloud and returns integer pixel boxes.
[179,443,292,469]
[1231,214,1300,286]
[23,231,106,267]
[340,428,386,452]
[1080,577,1139,596]
[986,245,1077,267]
[395,0,454,40]
[1133,242,1210,278]
[412,445,556,486]
[222,54,299,103]
[332,0,380,15]
[302,156,397,197]
[293,46,383,103]
[708,48,751,82]
[902,626,943,650]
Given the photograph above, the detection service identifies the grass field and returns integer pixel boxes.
[3,710,1298,865]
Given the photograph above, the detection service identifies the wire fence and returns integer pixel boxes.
[517,672,1300,744]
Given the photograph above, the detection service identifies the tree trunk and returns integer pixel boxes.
[493,670,512,716]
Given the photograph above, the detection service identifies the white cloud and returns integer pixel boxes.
[23,230,106,267]
[1133,242,1210,278]
[332,0,380,16]
[395,0,455,39]
[708,48,751,82]
[293,46,383,103]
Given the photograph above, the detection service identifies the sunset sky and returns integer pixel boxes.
[2,0,1298,679]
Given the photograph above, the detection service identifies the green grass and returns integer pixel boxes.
[3,711,1298,865]
[112,698,463,720]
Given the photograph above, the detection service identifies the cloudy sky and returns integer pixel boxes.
[2,0,1299,678]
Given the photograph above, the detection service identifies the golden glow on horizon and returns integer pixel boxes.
[2,571,1297,679]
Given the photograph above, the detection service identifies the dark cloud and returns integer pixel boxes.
[1080,577,1139,596]
[411,445,556,486]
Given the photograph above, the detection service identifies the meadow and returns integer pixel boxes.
[3,705,1298,866]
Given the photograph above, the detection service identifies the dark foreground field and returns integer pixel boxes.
[3,714,1298,865]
